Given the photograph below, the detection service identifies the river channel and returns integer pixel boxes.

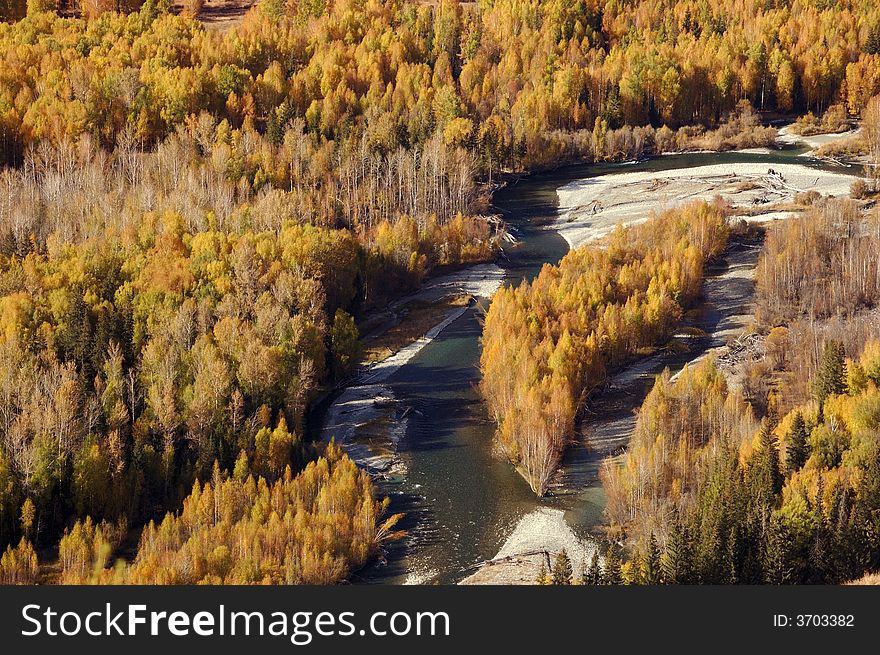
[341,145,852,584]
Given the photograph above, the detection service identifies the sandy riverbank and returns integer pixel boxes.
[459,508,597,584]
[321,262,504,472]
[554,161,856,249]
[777,124,861,153]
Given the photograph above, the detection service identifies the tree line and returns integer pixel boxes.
[756,199,880,326]
[0,175,441,580]
[2,442,402,584]
[3,1,880,173]
[45,444,403,584]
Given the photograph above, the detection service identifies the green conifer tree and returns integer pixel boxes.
[603,545,623,585]
[756,419,783,498]
[643,533,662,584]
[814,340,846,411]
[866,20,880,55]
[662,514,693,584]
[785,411,809,474]
[808,475,832,583]
[582,550,602,585]
[551,549,573,585]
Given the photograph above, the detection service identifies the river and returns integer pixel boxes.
[337,145,856,584]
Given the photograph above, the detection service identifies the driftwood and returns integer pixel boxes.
[462,549,555,574]
[572,199,604,215]
[715,332,765,373]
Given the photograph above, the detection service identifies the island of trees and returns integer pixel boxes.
[481,201,728,494]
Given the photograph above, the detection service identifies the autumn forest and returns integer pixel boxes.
[1,0,880,585]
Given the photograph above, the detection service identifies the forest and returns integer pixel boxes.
[0,190,418,582]
[2,0,880,584]
[3,0,880,172]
